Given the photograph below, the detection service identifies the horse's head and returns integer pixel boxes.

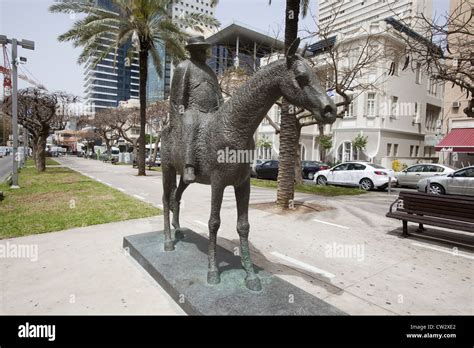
[279,38,337,124]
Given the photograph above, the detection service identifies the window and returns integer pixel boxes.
[407,165,423,173]
[415,63,421,84]
[368,163,386,169]
[428,77,437,95]
[391,58,399,76]
[423,165,439,173]
[344,100,356,118]
[391,96,398,117]
[347,163,366,170]
[300,144,306,160]
[393,144,398,156]
[387,143,392,156]
[410,145,414,157]
[367,92,376,117]
[415,145,419,157]
[454,168,474,177]
[333,163,350,171]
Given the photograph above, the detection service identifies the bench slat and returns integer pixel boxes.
[399,191,474,203]
[398,208,474,223]
[401,203,474,220]
[403,203,474,216]
[386,211,474,233]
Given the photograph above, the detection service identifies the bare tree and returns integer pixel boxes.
[389,0,473,117]
[147,101,169,164]
[78,110,120,157]
[2,87,78,172]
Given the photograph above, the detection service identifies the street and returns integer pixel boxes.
[0,155,12,183]
[1,156,472,315]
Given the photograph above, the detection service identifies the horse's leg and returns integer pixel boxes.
[207,181,225,285]
[172,177,188,238]
[162,166,176,251]
[234,177,262,291]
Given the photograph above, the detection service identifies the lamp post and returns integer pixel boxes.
[0,35,35,188]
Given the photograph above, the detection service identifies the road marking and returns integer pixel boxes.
[133,194,146,201]
[96,178,103,182]
[271,251,336,278]
[194,220,208,228]
[411,242,474,260]
[104,182,113,187]
[312,218,349,230]
[117,188,126,192]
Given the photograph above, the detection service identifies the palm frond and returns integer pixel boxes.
[149,45,163,77]
[174,12,220,33]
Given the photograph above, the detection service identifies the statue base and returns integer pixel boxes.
[123,229,346,315]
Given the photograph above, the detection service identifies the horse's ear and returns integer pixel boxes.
[286,37,300,63]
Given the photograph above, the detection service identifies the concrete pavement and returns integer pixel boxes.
[1,156,472,315]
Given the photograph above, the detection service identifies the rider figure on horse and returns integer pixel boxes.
[170,35,223,184]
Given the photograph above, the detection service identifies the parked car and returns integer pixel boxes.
[397,164,454,188]
[302,161,329,180]
[251,159,268,177]
[146,154,161,167]
[314,161,397,191]
[417,166,474,196]
[255,160,279,180]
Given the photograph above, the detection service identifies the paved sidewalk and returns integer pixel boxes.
[0,217,184,315]
[1,156,473,315]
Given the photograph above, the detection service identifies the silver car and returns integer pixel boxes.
[397,164,454,188]
[417,166,474,196]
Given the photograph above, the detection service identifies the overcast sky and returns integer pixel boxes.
[1,0,449,98]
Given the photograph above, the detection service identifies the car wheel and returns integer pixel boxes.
[429,183,445,195]
[316,175,327,185]
[308,172,315,180]
[359,178,374,191]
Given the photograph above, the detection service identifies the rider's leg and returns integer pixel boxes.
[183,112,196,184]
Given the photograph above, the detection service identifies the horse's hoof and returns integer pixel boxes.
[164,241,174,252]
[207,270,221,285]
[174,229,184,240]
[245,276,262,292]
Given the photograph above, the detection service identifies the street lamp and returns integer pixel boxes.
[0,35,35,188]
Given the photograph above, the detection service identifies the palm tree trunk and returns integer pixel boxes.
[276,0,300,208]
[294,121,303,184]
[137,48,148,176]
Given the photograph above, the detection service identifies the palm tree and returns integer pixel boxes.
[276,0,310,208]
[50,0,219,175]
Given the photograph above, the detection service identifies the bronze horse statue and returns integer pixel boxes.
[161,38,336,291]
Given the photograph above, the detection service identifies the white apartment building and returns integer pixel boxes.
[257,0,443,169]
[318,0,432,34]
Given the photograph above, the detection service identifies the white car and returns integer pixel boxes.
[417,166,474,196]
[397,163,454,188]
[314,161,397,191]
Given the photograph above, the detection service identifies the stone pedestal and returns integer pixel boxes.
[123,229,346,315]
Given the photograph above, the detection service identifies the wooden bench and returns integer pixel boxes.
[386,191,474,236]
